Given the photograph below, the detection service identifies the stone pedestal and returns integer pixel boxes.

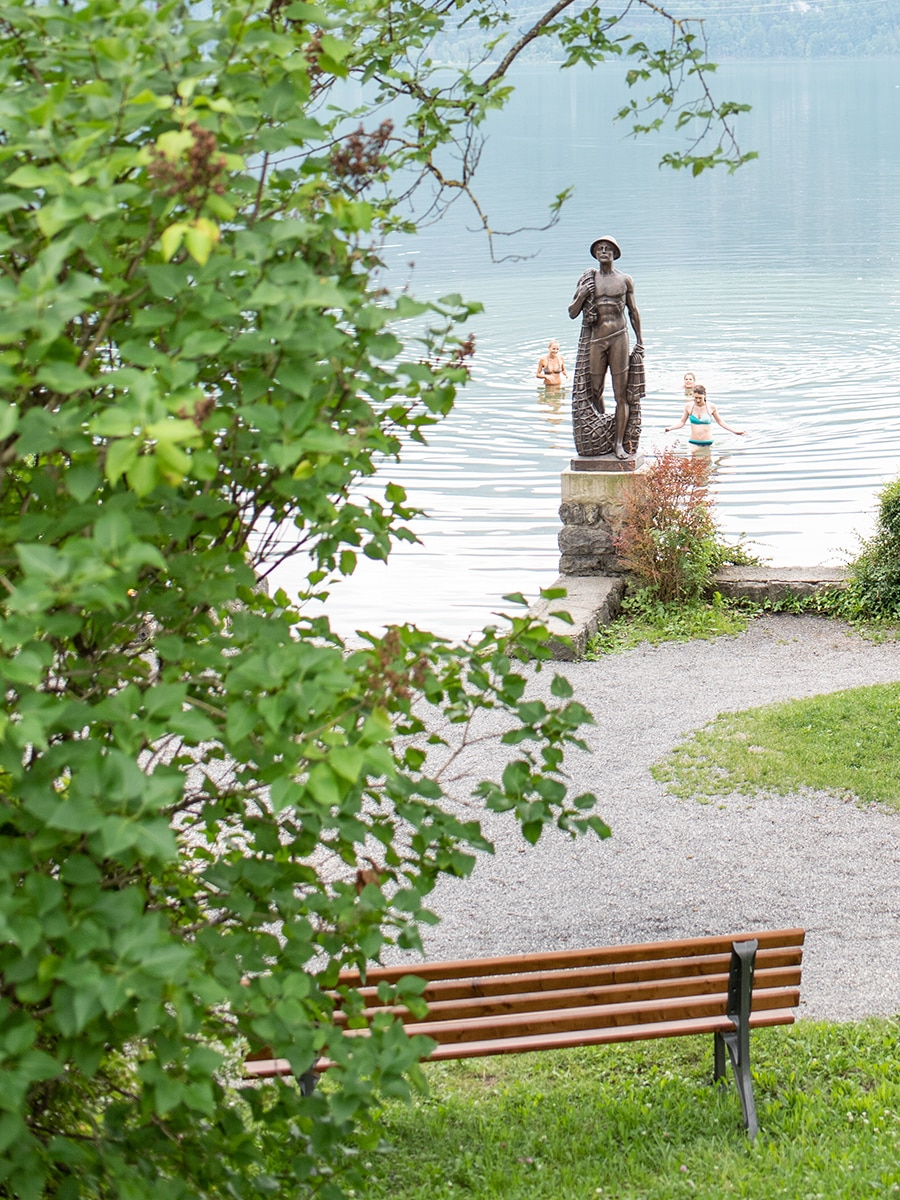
[559,457,648,576]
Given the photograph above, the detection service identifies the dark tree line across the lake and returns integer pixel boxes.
[431,0,899,63]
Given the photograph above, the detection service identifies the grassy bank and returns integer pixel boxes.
[652,681,900,811]
[357,1020,900,1199]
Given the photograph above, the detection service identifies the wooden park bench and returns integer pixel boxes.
[245,926,805,1137]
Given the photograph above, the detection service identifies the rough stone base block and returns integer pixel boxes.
[559,463,648,575]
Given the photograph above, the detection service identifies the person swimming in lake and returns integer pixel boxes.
[682,371,696,395]
[536,340,569,387]
[665,384,746,446]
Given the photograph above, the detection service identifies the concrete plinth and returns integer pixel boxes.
[558,461,648,576]
[570,454,645,473]
[712,566,849,603]
[527,576,626,661]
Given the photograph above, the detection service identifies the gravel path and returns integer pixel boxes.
[414,615,900,1022]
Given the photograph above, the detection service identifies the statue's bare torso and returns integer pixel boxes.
[569,239,643,458]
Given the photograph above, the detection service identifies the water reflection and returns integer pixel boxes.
[536,385,566,428]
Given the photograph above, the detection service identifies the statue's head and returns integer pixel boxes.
[590,236,621,261]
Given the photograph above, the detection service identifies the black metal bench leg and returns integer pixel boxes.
[712,939,760,1138]
[297,1069,318,1096]
[713,1030,727,1084]
[717,1027,758,1138]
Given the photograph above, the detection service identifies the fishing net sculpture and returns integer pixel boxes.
[568,237,645,460]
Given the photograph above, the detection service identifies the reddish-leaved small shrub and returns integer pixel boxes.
[614,449,719,602]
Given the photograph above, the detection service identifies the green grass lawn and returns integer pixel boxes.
[652,682,900,810]
[359,1021,900,1199]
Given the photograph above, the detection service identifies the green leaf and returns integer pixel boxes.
[6,165,51,188]
[0,404,19,439]
[104,437,140,485]
[145,418,202,444]
[91,409,139,438]
[550,674,574,698]
[126,454,160,496]
[53,984,103,1037]
[183,219,220,266]
[35,363,93,395]
[307,764,343,807]
[328,747,366,784]
[160,222,187,261]
[16,543,67,581]
[65,464,101,502]
[2,649,46,686]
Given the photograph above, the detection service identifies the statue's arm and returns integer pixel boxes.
[625,275,643,345]
[568,289,588,320]
[568,270,594,320]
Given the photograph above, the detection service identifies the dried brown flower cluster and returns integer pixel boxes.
[366,627,429,705]
[148,121,228,211]
[330,121,393,182]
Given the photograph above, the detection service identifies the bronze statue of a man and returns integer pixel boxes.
[569,236,644,460]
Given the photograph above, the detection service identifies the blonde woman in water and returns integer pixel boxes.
[666,383,745,446]
[536,340,569,387]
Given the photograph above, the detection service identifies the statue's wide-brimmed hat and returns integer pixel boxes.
[590,236,621,260]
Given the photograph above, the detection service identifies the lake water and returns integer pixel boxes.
[273,58,900,639]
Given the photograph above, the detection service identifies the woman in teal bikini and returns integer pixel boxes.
[665,384,745,445]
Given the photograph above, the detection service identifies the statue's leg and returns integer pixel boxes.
[588,339,608,415]
[610,336,631,458]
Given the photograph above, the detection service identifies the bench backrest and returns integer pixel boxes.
[333,928,804,1049]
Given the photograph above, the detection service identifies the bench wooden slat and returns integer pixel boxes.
[350,945,803,1006]
[348,965,802,1025]
[338,928,805,987]
[347,986,800,1046]
[245,1006,798,1079]
[419,1007,797,1062]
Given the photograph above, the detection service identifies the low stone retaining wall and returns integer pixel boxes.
[527,576,626,662]
[711,566,848,603]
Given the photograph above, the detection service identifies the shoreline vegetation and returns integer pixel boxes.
[427,0,900,65]
[586,454,900,657]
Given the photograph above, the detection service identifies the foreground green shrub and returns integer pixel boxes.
[0,3,614,1194]
[0,0,754,1192]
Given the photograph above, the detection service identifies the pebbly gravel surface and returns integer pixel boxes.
[410,615,900,1023]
